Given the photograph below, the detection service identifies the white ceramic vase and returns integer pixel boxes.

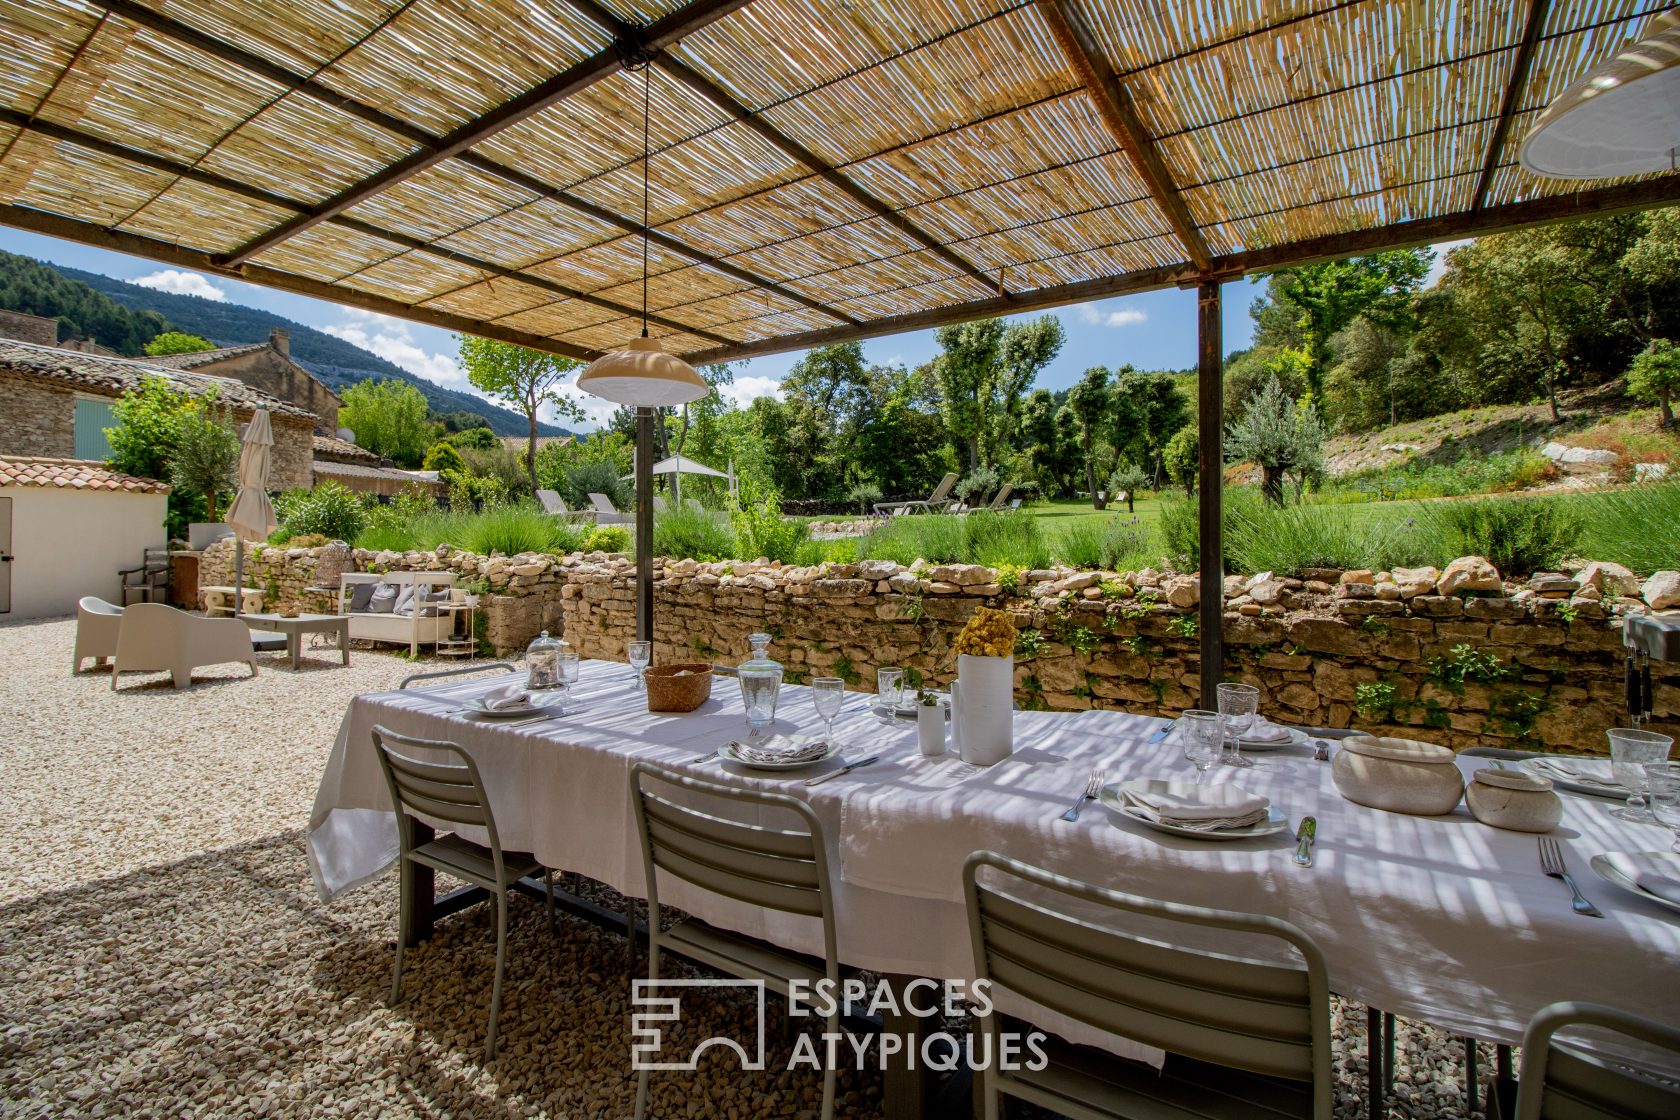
[917,702,946,757]
[957,654,1014,767]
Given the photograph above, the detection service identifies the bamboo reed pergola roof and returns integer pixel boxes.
[3,0,1678,365]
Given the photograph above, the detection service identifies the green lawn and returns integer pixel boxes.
[1025,495,1166,532]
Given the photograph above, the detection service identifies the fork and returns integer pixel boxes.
[1060,770,1105,822]
[1538,836,1604,918]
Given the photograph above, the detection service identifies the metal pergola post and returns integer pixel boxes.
[635,406,655,643]
[1197,279,1224,707]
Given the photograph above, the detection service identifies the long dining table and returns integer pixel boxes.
[310,660,1680,1112]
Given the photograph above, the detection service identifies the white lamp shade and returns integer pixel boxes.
[1519,11,1680,179]
[576,337,711,407]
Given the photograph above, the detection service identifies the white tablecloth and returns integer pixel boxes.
[310,662,1680,1068]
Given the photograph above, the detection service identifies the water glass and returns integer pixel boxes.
[1608,727,1673,823]
[1645,763,1680,853]
[557,650,580,713]
[1216,683,1260,769]
[1180,709,1223,783]
[876,667,905,720]
[812,677,844,743]
[627,640,651,690]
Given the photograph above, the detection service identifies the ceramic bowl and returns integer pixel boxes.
[1466,768,1562,833]
[1333,735,1465,816]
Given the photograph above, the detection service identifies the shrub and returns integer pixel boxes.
[846,480,883,514]
[170,403,240,521]
[1162,425,1198,496]
[453,504,584,556]
[1054,515,1153,570]
[956,464,1000,505]
[562,459,630,511]
[654,504,736,561]
[1225,376,1324,504]
[275,480,367,542]
[964,510,1050,570]
[581,525,630,553]
[1106,464,1149,511]
[422,441,468,475]
[794,537,859,566]
[1426,496,1583,577]
[1158,487,1265,569]
[1626,338,1680,427]
[729,482,808,563]
[1226,501,1444,574]
[856,514,969,566]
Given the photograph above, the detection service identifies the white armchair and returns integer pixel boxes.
[111,603,259,690]
[74,597,124,673]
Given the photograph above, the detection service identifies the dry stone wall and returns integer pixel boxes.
[199,541,1679,754]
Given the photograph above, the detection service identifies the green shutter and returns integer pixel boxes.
[73,398,118,461]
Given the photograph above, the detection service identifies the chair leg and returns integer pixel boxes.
[1465,1037,1478,1114]
[977,1067,999,1120]
[634,1068,651,1120]
[1367,1007,1384,1120]
[390,859,410,1006]
[820,1011,838,1120]
[486,891,509,1060]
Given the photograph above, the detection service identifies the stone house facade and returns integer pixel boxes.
[147,329,342,433]
[0,337,316,490]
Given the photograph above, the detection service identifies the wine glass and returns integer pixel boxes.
[557,650,580,714]
[1608,728,1673,822]
[876,667,905,722]
[811,677,844,744]
[1216,683,1260,769]
[627,640,651,690]
[1644,763,1680,853]
[1180,709,1222,783]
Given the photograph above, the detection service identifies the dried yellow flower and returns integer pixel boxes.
[953,606,1017,659]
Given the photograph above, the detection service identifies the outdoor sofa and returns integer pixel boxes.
[337,572,458,656]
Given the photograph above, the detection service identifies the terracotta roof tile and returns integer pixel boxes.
[312,433,382,463]
[0,456,171,494]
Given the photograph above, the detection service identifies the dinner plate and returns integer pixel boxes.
[465,698,544,718]
[1233,725,1311,752]
[1589,851,1680,916]
[1517,757,1629,799]
[1097,785,1289,841]
[718,738,844,771]
[874,694,952,722]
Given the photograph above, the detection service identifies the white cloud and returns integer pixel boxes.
[1075,303,1147,328]
[554,382,619,430]
[133,269,227,301]
[721,375,784,409]
[322,310,469,391]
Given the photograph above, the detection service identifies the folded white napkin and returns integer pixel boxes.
[1121,782,1269,827]
[483,685,533,712]
[1240,717,1290,743]
[1530,758,1624,789]
[1603,852,1680,906]
[728,735,830,765]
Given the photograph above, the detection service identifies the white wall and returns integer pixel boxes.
[1,486,167,619]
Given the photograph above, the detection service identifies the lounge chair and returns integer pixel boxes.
[111,603,259,690]
[536,489,596,523]
[959,482,1015,515]
[588,492,634,525]
[74,596,124,673]
[683,497,704,512]
[652,495,669,514]
[873,472,958,515]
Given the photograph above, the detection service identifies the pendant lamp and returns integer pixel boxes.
[576,61,710,407]
[1519,10,1680,179]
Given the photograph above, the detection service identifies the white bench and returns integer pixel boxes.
[337,572,458,655]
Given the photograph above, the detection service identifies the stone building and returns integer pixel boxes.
[0,337,316,490]
[146,328,341,433]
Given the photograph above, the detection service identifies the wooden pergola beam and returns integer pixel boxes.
[0,108,729,345]
[687,174,1680,362]
[216,0,754,266]
[0,204,603,362]
[1472,0,1552,212]
[1034,0,1213,274]
[86,0,854,328]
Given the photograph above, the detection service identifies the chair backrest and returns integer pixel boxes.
[399,662,516,689]
[1006,497,1022,510]
[1514,1002,1680,1120]
[684,498,703,512]
[80,596,123,617]
[926,472,959,503]
[964,851,1332,1115]
[588,492,620,514]
[536,488,567,513]
[653,495,669,513]
[372,724,507,870]
[988,483,1014,510]
[630,762,837,961]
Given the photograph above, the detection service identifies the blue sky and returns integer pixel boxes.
[1,225,1383,429]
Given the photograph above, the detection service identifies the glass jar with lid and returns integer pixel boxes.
[525,629,564,693]
[737,632,783,738]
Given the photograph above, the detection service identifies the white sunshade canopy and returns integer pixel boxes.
[622,453,732,503]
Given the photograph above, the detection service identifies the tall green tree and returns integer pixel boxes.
[170,403,241,521]
[1627,339,1680,428]
[1111,367,1188,486]
[932,315,1064,469]
[1064,366,1112,506]
[144,331,216,356]
[339,379,434,467]
[457,336,585,491]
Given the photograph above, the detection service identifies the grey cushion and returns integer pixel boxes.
[347,582,377,612]
[391,585,415,616]
[367,583,400,614]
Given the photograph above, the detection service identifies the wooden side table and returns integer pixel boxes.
[437,601,477,658]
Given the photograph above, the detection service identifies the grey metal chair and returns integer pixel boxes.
[963,851,1334,1120]
[398,662,516,689]
[629,762,840,1120]
[372,725,551,1060]
[1511,1002,1680,1120]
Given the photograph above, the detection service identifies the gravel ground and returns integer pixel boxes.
[1,616,1487,1118]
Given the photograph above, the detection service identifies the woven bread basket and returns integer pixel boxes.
[646,662,713,712]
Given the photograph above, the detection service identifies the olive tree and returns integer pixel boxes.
[1225,377,1325,506]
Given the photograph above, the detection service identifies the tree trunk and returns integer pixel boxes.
[1261,464,1285,506]
[1124,492,1135,513]
[525,409,538,494]
[1662,388,1674,429]
[1082,439,1098,508]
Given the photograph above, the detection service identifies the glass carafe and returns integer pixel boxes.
[525,629,562,693]
[737,632,783,738]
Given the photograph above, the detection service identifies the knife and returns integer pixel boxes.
[805,754,881,786]
[1293,816,1317,867]
[1145,719,1177,745]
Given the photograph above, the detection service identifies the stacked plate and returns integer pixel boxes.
[1591,851,1680,916]
[1518,757,1630,799]
[1100,779,1287,840]
[719,735,841,771]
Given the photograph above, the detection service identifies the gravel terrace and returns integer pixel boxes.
[1,616,1488,1119]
